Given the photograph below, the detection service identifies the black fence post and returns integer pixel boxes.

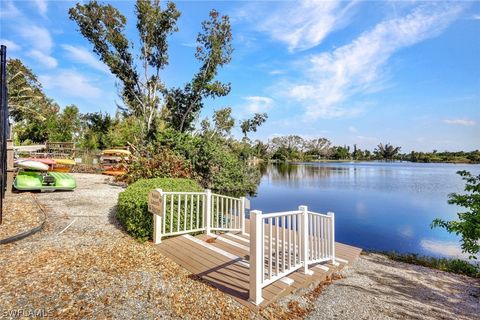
[0,45,8,224]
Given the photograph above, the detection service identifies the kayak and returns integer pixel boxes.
[103,170,126,176]
[14,160,49,171]
[53,159,76,165]
[102,149,131,156]
[14,171,76,191]
[17,158,56,165]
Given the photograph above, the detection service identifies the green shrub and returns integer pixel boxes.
[117,178,202,242]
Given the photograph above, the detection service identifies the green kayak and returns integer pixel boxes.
[14,171,76,191]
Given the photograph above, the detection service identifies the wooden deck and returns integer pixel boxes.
[156,222,362,309]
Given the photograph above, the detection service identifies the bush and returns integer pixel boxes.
[156,129,261,195]
[117,178,202,242]
[119,146,194,184]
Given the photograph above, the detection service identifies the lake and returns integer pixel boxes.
[250,162,480,259]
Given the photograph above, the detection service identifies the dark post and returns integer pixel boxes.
[0,45,8,224]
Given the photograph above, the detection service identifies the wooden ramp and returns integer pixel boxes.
[156,231,362,309]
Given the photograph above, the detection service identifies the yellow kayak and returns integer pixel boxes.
[53,159,76,165]
[102,149,131,156]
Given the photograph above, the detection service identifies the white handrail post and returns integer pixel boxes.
[149,189,163,244]
[328,212,336,265]
[240,197,246,235]
[205,189,212,236]
[249,209,263,305]
[299,205,313,275]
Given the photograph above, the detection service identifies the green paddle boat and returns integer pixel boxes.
[14,171,76,191]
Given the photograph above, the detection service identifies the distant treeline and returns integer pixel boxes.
[254,135,479,164]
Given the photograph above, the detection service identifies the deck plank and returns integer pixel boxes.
[156,225,362,308]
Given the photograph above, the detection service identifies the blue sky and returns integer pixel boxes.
[1,0,479,152]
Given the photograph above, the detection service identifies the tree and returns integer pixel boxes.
[212,107,235,138]
[374,143,401,160]
[305,138,331,158]
[69,0,180,139]
[80,112,115,149]
[240,113,268,138]
[165,9,233,132]
[6,59,46,122]
[431,171,480,259]
[333,146,350,160]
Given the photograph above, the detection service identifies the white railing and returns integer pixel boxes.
[148,189,248,243]
[210,193,244,233]
[249,205,335,305]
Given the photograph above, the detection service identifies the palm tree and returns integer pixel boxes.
[375,143,401,160]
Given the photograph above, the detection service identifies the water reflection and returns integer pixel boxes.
[252,162,480,258]
[420,239,469,259]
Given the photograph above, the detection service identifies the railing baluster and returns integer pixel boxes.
[162,194,166,235]
[196,195,200,229]
[329,212,335,264]
[228,198,231,229]
[220,197,224,229]
[293,215,297,265]
[287,215,291,269]
[275,217,279,276]
[282,215,285,273]
[268,218,272,279]
[183,194,187,231]
[170,194,173,234]
[215,196,218,228]
[190,194,193,230]
[317,215,321,260]
[326,216,330,258]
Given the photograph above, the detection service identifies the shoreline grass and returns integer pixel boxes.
[368,251,480,278]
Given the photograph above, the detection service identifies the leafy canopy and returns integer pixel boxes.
[69,1,233,138]
[432,170,480,259]
[165,9,233,132]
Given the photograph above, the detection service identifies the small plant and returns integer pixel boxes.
[117,177,202,242]
[432,170,480,259]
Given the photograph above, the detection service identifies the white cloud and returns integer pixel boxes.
[269,69,285,75]
[0,39,21,51]
[62,44,110,74]
[33,0,48,17]
[0,1,21,19]
[348,126,358,133]
[260,0,357,52]
[281,3,464,120]
[27,50,58,68]
[243,96,274,113]
[40,70,102,98]
[471,14,480,20]
[19,25,53,52]
[443,119,476,126]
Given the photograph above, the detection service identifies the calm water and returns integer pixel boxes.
[251,162,480,258]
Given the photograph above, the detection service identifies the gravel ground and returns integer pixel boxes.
[1,173,478,319]
[306,253,480,320]
[0,174,256,319]
[0,193,44,240]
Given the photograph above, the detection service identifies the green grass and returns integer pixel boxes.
[376,251,480,278]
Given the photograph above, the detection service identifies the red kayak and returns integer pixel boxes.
[18,158,56,165]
